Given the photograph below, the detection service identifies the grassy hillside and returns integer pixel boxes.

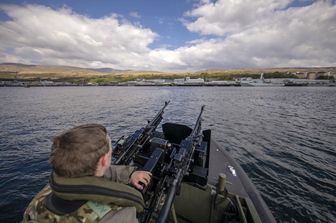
[0,63,106,80]
[0,63,334,83]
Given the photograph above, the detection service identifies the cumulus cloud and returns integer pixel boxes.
[0,4,156,69]
[0,1,335,71]
[181,0,336,68]
[185,0,292,36]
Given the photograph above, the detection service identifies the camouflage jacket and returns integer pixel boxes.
[23,165,139,223]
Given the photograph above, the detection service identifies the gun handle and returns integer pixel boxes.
[143,148,164,172]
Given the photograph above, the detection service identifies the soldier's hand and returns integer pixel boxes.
[129,171,152,190]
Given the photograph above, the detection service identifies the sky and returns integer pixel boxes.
[0,0,335,71]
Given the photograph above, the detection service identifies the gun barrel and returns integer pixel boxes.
[114,101,170,165]
[191,105,205,137]
[147,100,170,128]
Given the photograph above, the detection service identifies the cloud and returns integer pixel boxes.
[0,1,335,71]
[184,0,292,36]
[179,0,336,68]
[0,4,156,69]
[129,11,141,19]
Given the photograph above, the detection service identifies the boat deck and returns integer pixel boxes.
[208,139,248,197]
[208,139,276,223]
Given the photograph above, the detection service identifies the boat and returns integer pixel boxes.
[112,102,276,223]
[239,73,273,87]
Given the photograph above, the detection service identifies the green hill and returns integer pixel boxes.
[0,63,334,83]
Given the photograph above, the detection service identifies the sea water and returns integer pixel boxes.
[0,86,335,223]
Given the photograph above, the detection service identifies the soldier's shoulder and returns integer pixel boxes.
[22,185,130,223]
[22,185,52,222]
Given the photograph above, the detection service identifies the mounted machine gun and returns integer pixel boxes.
[113,101,170,165]
[113,103,210,223]
[113,101,276,223]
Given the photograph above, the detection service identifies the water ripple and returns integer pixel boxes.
[0,86,335,223]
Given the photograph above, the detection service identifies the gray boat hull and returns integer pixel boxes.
[208,140,276,223]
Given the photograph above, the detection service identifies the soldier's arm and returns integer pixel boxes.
[104,165,152,189]
[103,165,135,184]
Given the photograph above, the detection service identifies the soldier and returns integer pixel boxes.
[23,124,152,223]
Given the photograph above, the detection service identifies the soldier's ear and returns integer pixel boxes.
[95,153,107,176]
[101,152,109,167]
[96,155,103,169]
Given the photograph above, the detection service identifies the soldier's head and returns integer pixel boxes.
[49,124,112,177]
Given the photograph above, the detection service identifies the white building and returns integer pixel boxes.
[173,78,185,84]
[185,77,204,83]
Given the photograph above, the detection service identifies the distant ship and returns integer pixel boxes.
[239,73,273,87]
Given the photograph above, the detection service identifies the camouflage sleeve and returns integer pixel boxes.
[103,165,136,184]
[99,206,138,223]
[22,185,52,223]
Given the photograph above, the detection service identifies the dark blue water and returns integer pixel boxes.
[0,87,335,223]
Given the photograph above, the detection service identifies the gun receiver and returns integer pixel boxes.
[114,101,170,165]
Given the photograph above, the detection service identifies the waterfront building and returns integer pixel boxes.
[185,77,204,83]
[173,78,185,85]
